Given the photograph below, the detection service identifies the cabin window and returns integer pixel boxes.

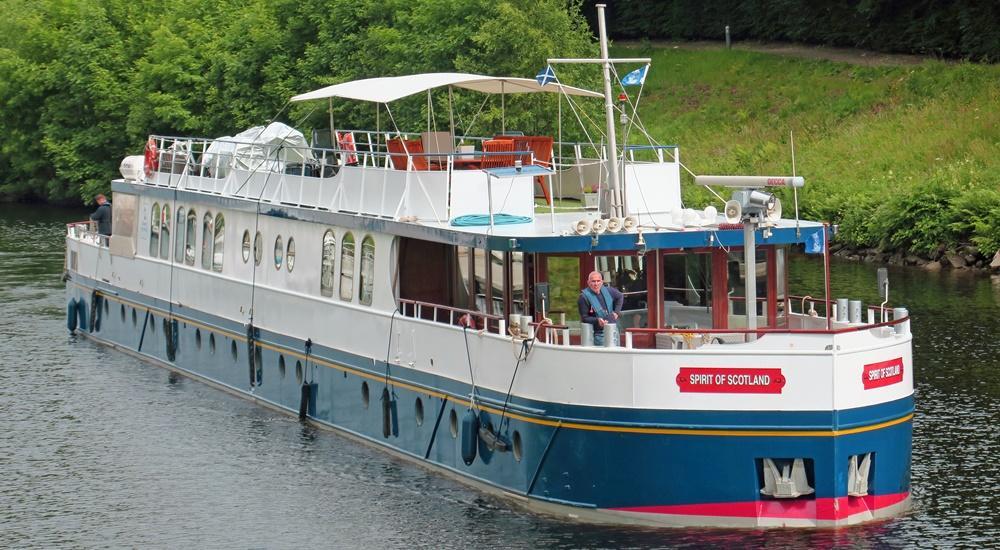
[175,207,186,262]
[594,254,648,330]
[212,213,224,272]
[473,248,489,312]
[201,212,214,270]
[359,235,375,305]
[510,251,525,315]
[274,235,283,270]
[286,237,296,272]
[544,256,579,318]
[489,251,504,315]
[727,250,769,326]
[159,204,171,259]
[320,230,336,297]
[185,210,197,265]
[339,232,355,301]
[241,230,251,263]
[662,252,712,328]
[149,203,160,257]
[253,231,262,266]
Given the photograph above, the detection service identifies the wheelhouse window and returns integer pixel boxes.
[286,237,296,272]
[274,235,283,270]
[212,213,224,272]
[320,230,336,297]
[159,204,171,259]
[662,252,712,328]
[149,203,160,257]
[339,232,355,301]
[201,212,214,269]
[175,207,186,262]
[241,230,251,263]
[359,235,375,305]
[184,209,197,266]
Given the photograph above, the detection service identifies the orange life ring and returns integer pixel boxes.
[144,137,159,177]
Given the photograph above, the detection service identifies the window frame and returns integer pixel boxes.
[149,202,160,257]
[339,232,355,302]
[359,235,375,306]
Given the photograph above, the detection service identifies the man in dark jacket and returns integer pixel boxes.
[578,270,624,346]
[90,194,112,237]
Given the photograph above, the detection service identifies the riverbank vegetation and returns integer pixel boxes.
[0,1,997,260]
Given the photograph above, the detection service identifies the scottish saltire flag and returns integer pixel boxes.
[535,65,557,86]
[621,65,648,86]
[806,230,826,254]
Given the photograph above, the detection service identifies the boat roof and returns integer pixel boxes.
[290,72,603,103]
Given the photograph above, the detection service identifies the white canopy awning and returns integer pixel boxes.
[290,72,602,103]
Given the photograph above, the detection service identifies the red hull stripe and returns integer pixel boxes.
[610,492,909,521]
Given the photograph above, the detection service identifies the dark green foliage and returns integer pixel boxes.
[585,0,1000,61]
[0,0,596,203]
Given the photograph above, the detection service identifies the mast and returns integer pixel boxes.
[596,4,622,217]
[548,4,648,219]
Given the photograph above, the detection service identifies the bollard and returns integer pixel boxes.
[867,307,876,324]
[836,298,849,322]
[562,328,570,346]
[725,25,731,49]
[604,323,619,348]
[625,330,633,349]
[581,323,594,347]
[893,307,909,335]
[849,300,862,324]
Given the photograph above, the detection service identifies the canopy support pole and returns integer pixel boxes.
[448,86,456,140]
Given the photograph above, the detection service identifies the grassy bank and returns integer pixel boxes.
[615,44,1000,257]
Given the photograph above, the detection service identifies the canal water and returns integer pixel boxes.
[1,204,997,548]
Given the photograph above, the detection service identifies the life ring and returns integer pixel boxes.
[144,137,159,177]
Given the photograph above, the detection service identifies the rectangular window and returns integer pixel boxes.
[339,232,355,301]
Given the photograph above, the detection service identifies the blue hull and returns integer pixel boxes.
[68,279,912,526]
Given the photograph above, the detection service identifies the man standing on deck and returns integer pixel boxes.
[578,270,623,346]
[89,194,112,237]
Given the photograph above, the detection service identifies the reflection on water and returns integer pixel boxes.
[1,204,997,547]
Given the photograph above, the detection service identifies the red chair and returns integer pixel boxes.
[481,139,516,169]
[386,138,430,170]
[494,135,554,204]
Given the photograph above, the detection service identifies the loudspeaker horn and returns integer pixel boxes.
[591,218,608,235]
[622,215,638,231]
[573,219,592,235]
[605,217,622,233]
[724,200,742,223]
[766,197,782,222]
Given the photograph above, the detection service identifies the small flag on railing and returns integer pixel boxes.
[621,65,648,86]
[535,65,557,86]
[806,230,826,254]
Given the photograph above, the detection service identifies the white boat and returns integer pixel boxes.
[64,7,913,528]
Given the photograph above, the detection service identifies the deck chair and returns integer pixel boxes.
[387,138,430,170]
[481,139,516,169]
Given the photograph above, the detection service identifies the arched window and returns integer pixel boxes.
[212,213,225,272]
[201,212,213,269]
[149,203,160,257]
[286,237,296,272]
[241,230,251,263]
[320,230,336,297]
[175,207,186,262]
[184,210,197,266]
[339,232,355,301]
[359,235,375,306]
[160,204,171,259]
[274,235,283,270]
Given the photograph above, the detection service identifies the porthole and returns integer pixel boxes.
[513,430,523,462]
[361,381,370,408]
[449,409,458,438]
[120,304,125,323]
[131,308,137,326]
[286,237,296,272]
[253,231,263,266]
[242,230,251,263]
[231,339,238,361]
[295,360,303,384]
[278,355,286,379]
[195,328,202,350]
[209,333,216,354]
[415,398,424,426]
[274,235,283,270]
